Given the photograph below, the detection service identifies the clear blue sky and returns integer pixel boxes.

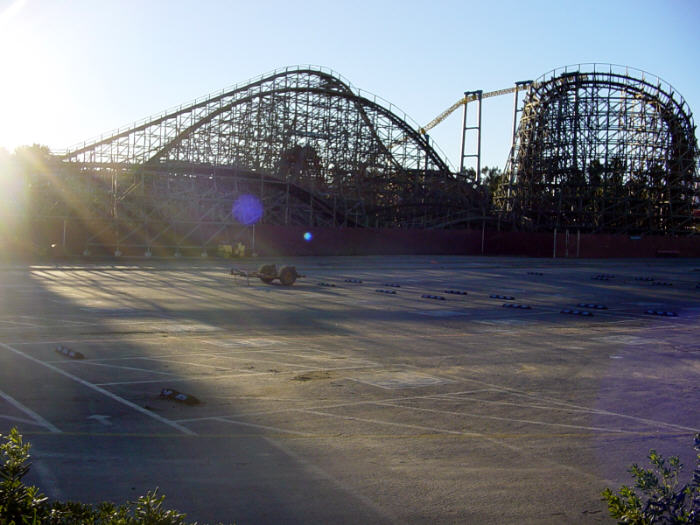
[1,0,698,170]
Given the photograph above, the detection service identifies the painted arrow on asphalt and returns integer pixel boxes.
[87,414,112,426]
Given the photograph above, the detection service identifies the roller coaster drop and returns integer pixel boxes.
[53,64,697,255]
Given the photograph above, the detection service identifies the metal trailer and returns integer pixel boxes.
[230,264,304,286]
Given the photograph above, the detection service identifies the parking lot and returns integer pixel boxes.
[0,256,698,524]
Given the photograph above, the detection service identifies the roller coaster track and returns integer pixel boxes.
[61,66,450,173]
[53,67,487,254]
[47,63,696,255]
[418,85,530,135]
[497,65,698,235]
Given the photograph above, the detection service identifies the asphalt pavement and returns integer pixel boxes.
[0,255,698,524]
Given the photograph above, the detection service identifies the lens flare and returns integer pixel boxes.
[232,194,263,225]
[303,232,313,242]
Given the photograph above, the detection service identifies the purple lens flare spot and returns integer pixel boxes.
[232,194,263,225]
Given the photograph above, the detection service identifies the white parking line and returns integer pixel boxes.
[201,340,375,364]
[212,417,318,437]
[174,389,497,423]
[0,389,61,433]
[1,414,45,426]
[96,364,375,386]
[53,361,177,376]
[451,379,700,433]
[0,319,44,328]
[0,342,195,436]
[424,393,614,415]
[297,407,612,482]
[374,401,632,434]
[264,436,397,522]
[300,408,483,436]
[5,336,173,346]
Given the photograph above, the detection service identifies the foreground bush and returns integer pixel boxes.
[1,427,201,524]
[602,433,699,524]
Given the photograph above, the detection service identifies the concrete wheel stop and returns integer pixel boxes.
[644,309,678,317]
[159,388,201,405]
[55,345,85,359]
[560,309,593,316]
[577,303,608,309]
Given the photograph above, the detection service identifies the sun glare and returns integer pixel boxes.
[0,0,32,150]
[0,0,27,28]
[0,0,73,152]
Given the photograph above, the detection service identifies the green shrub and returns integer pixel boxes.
[602,433,699,524]
[1,428,206,524]
[0,427,48,524]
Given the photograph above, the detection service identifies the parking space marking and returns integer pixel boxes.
[4,336,173,346]
[448,378,700,433]
[50,360,178,376]
[48,350,242,363]
[201,340,376,364]
[374,401,632,434]
[0,388,61,433]
[184,378,695,436]
[211,417,319,437]
[1,414,45,426]
[423,393,616,418]
[202,338,283,348]
[95,363,375,386]
[141,352,352,372]
[0,342,195,436]
[137,357,228,371]
[174,389,500,424]
[178,352,377,371]
[296,408,616,482]
[0,318,44,328]
[264,436,397,522]
[300,408,487,437]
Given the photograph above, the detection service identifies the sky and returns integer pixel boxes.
[0,0,698,170]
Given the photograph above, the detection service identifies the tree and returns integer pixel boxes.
[602,434,699,524]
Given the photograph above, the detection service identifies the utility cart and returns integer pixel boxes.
[230,264,304,286]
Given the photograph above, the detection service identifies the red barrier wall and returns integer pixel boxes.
[252,226,700,258]
[11,218,700,259]
[252,225,484,256]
